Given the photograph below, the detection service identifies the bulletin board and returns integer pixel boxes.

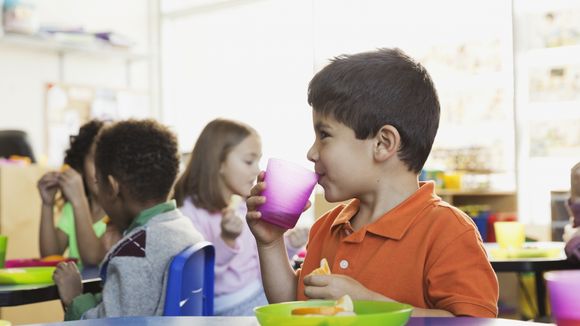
[44,83,150,166]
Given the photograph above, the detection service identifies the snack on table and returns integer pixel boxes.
[309,258,330,276]
[40,255,66,262]
[291,295,355,316]
[227,195,243,210]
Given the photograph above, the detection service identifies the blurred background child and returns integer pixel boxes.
[174,118,308,316]
[563,161,580,263]
[38,120,121,268]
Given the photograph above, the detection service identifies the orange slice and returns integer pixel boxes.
[60,164,70,172]
[41,255,65,262]
[291,295,354,316]
[336,294,354,312]
[291,306,343,316]
[309,258,331,276]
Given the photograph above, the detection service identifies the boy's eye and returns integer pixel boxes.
[319,131,330,139]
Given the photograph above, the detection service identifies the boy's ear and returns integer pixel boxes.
[374,125,400,162]
[107,175,121,198]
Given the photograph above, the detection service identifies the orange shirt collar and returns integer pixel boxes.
[331,181,439,240]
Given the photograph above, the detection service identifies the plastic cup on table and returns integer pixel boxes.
[545,270,580,326]
[0,235,7,268]
[494,221,525,250]
[257,158,319,229]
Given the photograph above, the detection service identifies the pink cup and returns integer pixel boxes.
[545,270,580,325]
[258,158,319,229]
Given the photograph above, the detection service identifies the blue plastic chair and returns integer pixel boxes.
[163,241,215,316]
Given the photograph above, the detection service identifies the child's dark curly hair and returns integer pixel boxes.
[64,119,105,173]
[94,119,180,203]
[62,119,105,205]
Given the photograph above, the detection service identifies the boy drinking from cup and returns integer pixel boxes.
[246,48,498,317]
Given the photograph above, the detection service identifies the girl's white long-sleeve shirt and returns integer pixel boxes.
[180,197,300,296]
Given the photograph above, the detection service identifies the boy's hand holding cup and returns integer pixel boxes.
[246,158,318,247]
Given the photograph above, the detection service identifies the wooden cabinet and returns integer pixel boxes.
[0,165,63,324]
[436,189,518,214]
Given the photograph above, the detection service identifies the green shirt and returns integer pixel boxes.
[57,202,107,267]
[124,200,177,234]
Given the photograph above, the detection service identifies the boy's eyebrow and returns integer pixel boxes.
[314,122,330,131]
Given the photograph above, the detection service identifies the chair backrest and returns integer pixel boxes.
[163,241,215,316]
[0,130,36,163]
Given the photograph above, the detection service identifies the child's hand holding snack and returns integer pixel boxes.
[304,258,393,302]
[220,195,244,247]
[58,166,87,205]
[37,172,60,205]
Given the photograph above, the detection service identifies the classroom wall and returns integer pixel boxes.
[0,0,153,160]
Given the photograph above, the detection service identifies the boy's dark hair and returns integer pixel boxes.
[95,119,180,203]
[173,118,256,211]
[308,48,440,173]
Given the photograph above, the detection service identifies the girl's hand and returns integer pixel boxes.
[37,172,60,205]
[220,208,244,243]
[58,168,86,205]
[286,226,309,249]
[246,172,288,247]
[303,273,392,302]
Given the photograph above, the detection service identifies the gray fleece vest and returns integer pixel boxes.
[83,209,204,318]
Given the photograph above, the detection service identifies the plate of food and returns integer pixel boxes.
[0,267,56,284]
[254,295,412,326]
[489,245,563,259]
[5,255,77,268]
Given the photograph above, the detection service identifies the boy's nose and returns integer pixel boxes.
[307,143,318,163]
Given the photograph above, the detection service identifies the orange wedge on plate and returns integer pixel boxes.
[336,294,354,312]
[309,258,331,276]
[291,306,343,316]
[291,295,355,316]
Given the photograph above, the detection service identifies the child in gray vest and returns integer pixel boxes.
[53,119,203,320]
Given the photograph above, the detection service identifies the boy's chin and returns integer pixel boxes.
[323,190,347,203]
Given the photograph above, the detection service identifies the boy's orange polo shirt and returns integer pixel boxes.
[297,182,498,317]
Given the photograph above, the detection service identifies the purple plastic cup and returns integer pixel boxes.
[545,270,580,325]
[257,158,319,229]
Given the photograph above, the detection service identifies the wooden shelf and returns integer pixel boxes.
[436,189,516,196]
[0,33,147,61]
[436,190,517,213]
